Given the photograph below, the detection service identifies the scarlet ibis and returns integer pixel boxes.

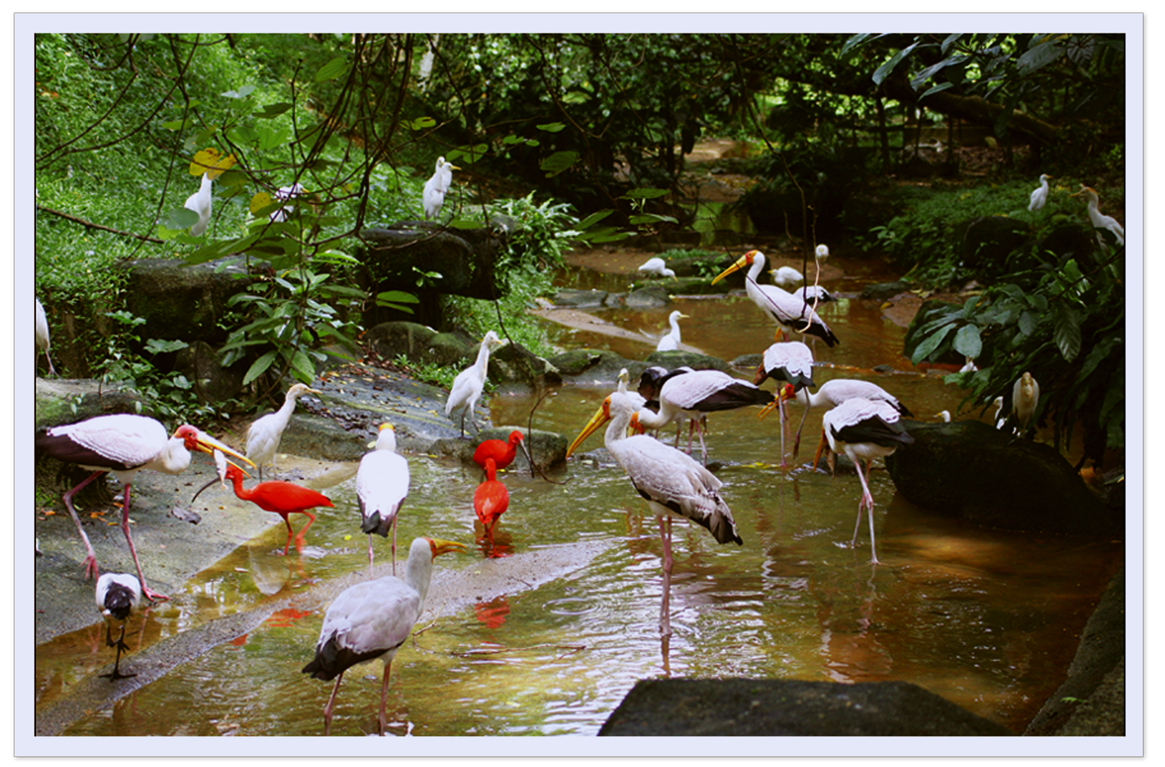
[775,377,912,456]
[1072,186,1124,246]
[711,250,839,346]
[36,414,252,602]
[246,383,321,481]
[637,256,676,279]
[184,172,213,236]
[637,366,773,462]
[422,157,460,220]
[473,429,528,477]
[96,572,141,680]
[567,390,741,636]
[1029,173,1053,212]
[474,458,510,551]
[193,464,333,555]
[445,330,505,438]
[35,297,56,376]
[816,398,914,564]
[1011,372,1040,434]
[770,265,803,288]
[753,341,815,467]
[356,423,409,571]
[303,537,467,736]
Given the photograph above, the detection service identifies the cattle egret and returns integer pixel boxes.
[184,173,213,236]
[270,182,306,223]
[1011,372,1040,434]
[1028,173,1053,212]
[771,265,803,288]
[1072,186,1125,246]
[655,311,688,352]
[246,383,321,481]
[35,297,56,376]
[446,331,505,438]
[422,157,460,220]
[637,257,676,279]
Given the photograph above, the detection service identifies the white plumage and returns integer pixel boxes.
[357,423,409,572]
[993,396,1007,430]
[794,285,837,304]
[819,398,914,564]
[815,243,830,261]
[36,414,251,602]
[35,297,56,376]
[246,383,321,480]
[184,172,213,236]
[1073,186,1124,246]
[422,157,459,220]
[637,257,676,279]
[780,377,912,457]
[96,572,142,680]
[302,537,466,736]
[269,182,305,223]
[1028,173,1052,212]
[1011,371,1040,434]
[712,250,839,346]
[753,341,815,467]
[445,330,505,437]
[655,310,688,352]
[770,265,803,288]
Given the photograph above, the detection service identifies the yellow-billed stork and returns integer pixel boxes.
[775,377,912,456]
[302,537,467,736]
[712,250,839,346]
[96,572,141,680]
[445,330,505,438]
[753,340,815,467]
[36,414,253,602]
[357,423,409,572]
[246,383,321,480]
[817,398,914,564]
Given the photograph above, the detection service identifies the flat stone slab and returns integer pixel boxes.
[599,678,1014,737]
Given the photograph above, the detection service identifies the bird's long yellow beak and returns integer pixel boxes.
[188,429,256,468]
[566,400,611,458]
[428,538,468,557]
[710,252,755,285]
[213,448,252,485]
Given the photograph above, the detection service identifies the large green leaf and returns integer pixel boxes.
[540,151,580,177]
[952,324,982,359]
[910,322,955,365]
[315,56,350,82]
[1016,39,1064,74]
[243,350,278,386]
[873,42,919,86]
[1053,304,1082,362]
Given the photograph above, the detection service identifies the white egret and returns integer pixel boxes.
[445,330,505,438]
[770,265,803,288]
[1011,372,1040,434]
[422,157,460,220]
[655,310,688,352]
[1028,173,1053,212]
[246,383,322,481]
[269,182,306,223]
[35,297,56,376]
[637,257,676,279]
[1072,186,1124,246]
[184,172,213,236]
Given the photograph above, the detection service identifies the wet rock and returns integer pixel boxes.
[646,350,732,372]
[553,288,608,309]
[623,285,671,309]
[955,215,1031,278]
[365,321,439,362]
[358,224,504,301]
[491,341,563,388]
[117,256,254,342]
[884,421,1120,536]
[277,413,369,463]
[174,340,247,405]
[547,349,649,384]
[599,678,1013,736]
[430,426,568,472]
[860,280,913,300]
[34,378,146,432]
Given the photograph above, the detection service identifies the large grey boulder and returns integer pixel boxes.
[358,224,504,301]
[117,256,253,342]
[884,421,1120,536]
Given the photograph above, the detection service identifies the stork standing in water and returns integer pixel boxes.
[246,383,321,481]
[303,537,467,736]
[36,414,252,602]
[817,398,914,564]
[96,572,141,680]
[567,390,742,636]
[773,377,912,457]
[753,340,815,467]
[422,157,460,220]
[356,423,409,572]
[712,250,839,346]
[445,331,505,438]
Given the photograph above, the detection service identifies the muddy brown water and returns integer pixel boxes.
[33,251,1122,739]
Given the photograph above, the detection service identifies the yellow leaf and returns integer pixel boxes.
[191,148,238,179]
[250,191,274,215]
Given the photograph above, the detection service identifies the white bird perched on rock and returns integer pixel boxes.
[35,414,252,602]
[637,257,676,280]
[246,383,322,481]
[566,389,742,636]
[446,330,506,438]
[655,310,688,352]
[96,572,142,680]
[35,297,56,376]
[269,182,305,223]
[422,156,460,220]
[1028,173,1053,212]
[357,423,409,573]
[770,265,803,288]
[816,398,914,564]
[712,250,840,346]
[302,537,467,736]
[1072,186,1124,246]
[184,172,214,236]
[1011,371,1040,435]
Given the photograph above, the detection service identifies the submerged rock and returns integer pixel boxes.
[884,420,1120,536]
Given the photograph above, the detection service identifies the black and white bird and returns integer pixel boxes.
[96,572,142,680]
[35,297,56,376]
[1028,173,1053,212]
[566,390,742,636]
[712,250,839,347]
[184,172,213,236]
[422,157,460,220]
[36,414,252,602]
[1072,186,1125,246]
[302,537,467,736]
[637,256,676,280]
[753,341,815,467]
[445,330,505,438]
[816,398,914,564]
[356,423,409,572]
[794,285,837,305]
[777,377,912,457]
[246,383,321,481]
